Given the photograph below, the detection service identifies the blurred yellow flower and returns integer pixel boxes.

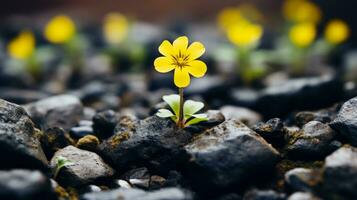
[44,15,76,44]
[227,23,263,47]
[154,36,207,88]
[217,7,249,30]
[283,0,321,24]
[103,13,129,45]
[289,22,316,48]
[7,31,35,60]
[324,19,350,44]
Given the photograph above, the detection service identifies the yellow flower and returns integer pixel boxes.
[154,36,207,88]
[289,22,316,48]
[217,7,249,30]
[283,0,321,24]
[103,13,129,45]
[324,19,350,44]
[7,31,35,60]
[44,15,76,44]
[227,23,263,47]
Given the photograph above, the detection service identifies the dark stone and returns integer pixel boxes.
[320,146,357,200]
[330,97,357,146]
[252,118,287,148]
[150,175,166,189]
[286,121,339,159]
[0,99,48,170]
[80,187,193,200]
[92,110,120,139]
[24,94,83,131]
[70,126,94,139]
[50,145,114,187]
[295,104,340,127]
[0,88,49,104]
[76,135,100,152]
[41,127,73,159]
[243,189,286,200]
[184,120,280,192]
[230,75,343,118]
[0,169,56,200]
[99,115,194,173]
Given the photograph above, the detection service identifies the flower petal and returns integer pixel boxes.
[187,42,205,61]
[154,57,175,73]
[173,36,188,55]
[187,60,207,78]
[174,68,190,88]
[158,40,174,57]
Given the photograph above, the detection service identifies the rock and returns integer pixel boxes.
[121,167,150,189]
[70,126,94,139]
[92,110,120,139]
[185,110,225,133]
[284,168,320,192]
[150,175,166,189]
[330,97,357,146]
[231,75,343,118]
[24,94,83,131]
[295,104,339,127]
[286,121,339,159]
[76,135,100,152]
[320,146,357,200]
[220,105,262,126]
[0,99,48,170]
[80,187,192,200]
[50,145,114,187]
[288,192,322,200]
[0,88,49,104]
[243,189,286,200]
[79,120,93,127]
[41,127,74,158]
[0,169,56,200]
[252,118,286,148]
[184,119,280,191]
[100,115,193,173]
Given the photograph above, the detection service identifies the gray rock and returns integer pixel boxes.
[100,115,193,173]
[286,121,339,159]
[50,145,114,186]
[288,192,322,200]
[0,99,48,170]
[243,189,286,200]
[70,126,94,139]
[24,94,83,131]
[231,75,343,118]
[0,169,56,200]
[320,146,357,200]
[184,119,280,190]
[80,187,192,200]
[330,97,357,146]
[252,118,286,148]
[284,168,320,192]
[295,104,339,127]
[220,105,262,126]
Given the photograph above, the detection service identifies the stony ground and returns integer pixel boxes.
[0,74,356,200]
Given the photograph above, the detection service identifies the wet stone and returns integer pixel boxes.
[284,168,320,192]
[0,99,48,170]
[24,94,83,131]
[50,145,114,187]
[41,127,73,158]
[92,110,120,139]
[220,105,262,126]
[184,119,280,191]
[0,169,56,200]
[252,118,287,148]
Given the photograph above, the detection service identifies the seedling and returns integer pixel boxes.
[154,36,207,128]
[156,94,207,127]
[53,156,73,180]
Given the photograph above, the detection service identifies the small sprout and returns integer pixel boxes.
[7,31,35,60]
[156,94,207,127]
[324,19,350,45]
[103,13,129,45]
[53,156,73,180]
[289,22,316,48]
[44,15,76,44]
[154,36,207,128]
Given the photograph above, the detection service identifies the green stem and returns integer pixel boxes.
[177,88,184,128]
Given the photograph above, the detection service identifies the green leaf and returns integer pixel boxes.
[156,109,174,118]
[185,114,208,126]
[162,94,180,116]
[184,100,204,118]
[56,156,73,169]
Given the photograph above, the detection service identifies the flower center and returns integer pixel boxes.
[172,52,190,68]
